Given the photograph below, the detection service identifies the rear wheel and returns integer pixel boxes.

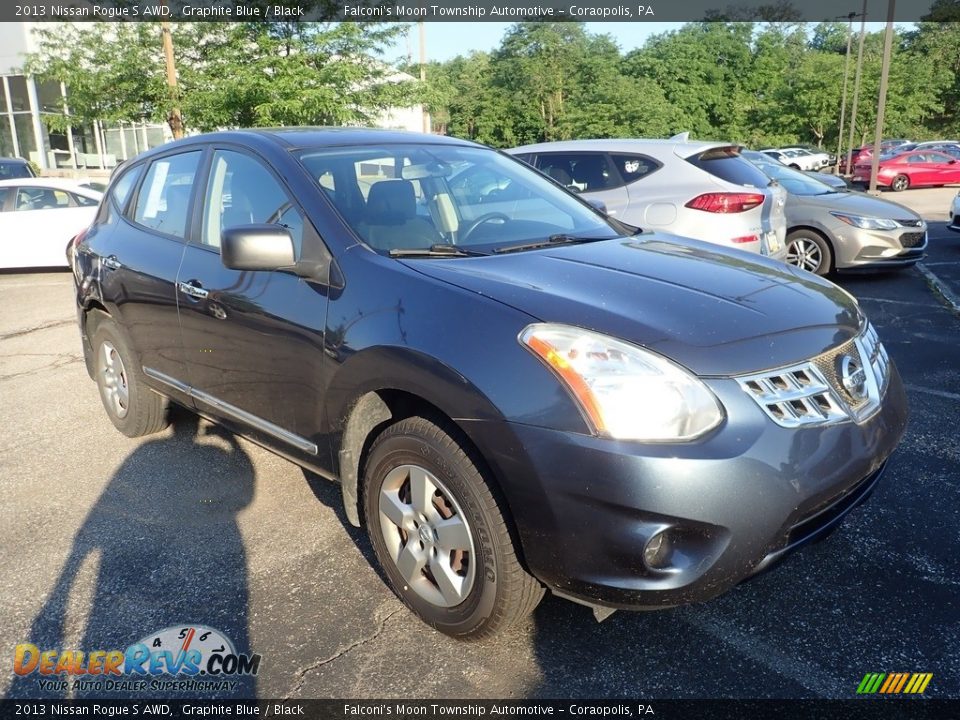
[785,230,832,276]
[891,175,910,192]
[92,322,169,437]
[363,416,543,639]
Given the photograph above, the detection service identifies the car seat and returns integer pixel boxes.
[357,180,440,252]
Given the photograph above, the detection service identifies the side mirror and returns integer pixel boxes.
[221,224,295,271]
[565,184,582,194]
[950,159,957,165]
[586,198,608,214]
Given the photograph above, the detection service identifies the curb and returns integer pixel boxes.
[916,263,960,315]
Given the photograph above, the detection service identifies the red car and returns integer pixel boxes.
[853,150,960,191]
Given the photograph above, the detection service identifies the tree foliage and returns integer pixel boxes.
[428,20,957,150]
[25,21,421,135]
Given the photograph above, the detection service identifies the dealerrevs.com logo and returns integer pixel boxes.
[13,625,261,693]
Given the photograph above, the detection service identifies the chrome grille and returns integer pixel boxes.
[738,364,848,428]
[894,218,923,228]
[737,322,889,428]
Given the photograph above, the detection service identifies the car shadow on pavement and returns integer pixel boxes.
[6,411,258,700]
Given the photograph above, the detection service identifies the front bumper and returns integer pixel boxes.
[829,223,927,271]
[462,365,908,610]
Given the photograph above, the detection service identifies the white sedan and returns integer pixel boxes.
[0,178,102,269]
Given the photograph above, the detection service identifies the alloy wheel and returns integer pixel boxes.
[786,237,823,273]
[99,341,130,419]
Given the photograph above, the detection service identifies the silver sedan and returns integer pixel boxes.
[741,151,926,275]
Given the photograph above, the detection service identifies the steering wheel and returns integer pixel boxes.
[458,212,509,244]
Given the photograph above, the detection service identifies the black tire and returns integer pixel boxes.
[891,174,909,192]
[785,229,833,276]
[363,416,543,639]
[92,321,169,437]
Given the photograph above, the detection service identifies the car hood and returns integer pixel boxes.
[404,234,862,377]
[793,189,923,221]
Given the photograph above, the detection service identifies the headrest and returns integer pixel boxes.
[366,180,416,224]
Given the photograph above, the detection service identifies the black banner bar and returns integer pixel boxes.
[2,700,960,720]
[4,0,954,24]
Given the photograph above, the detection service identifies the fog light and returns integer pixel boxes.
[643,530,672,570]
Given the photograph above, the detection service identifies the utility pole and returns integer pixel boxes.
[843,0,868,176]
[834,12,859,175]
[419,21,429,134]
[160,11,183,140]
[869,0,896,194]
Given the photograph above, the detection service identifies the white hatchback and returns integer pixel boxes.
[506,136,787,261]
[0,178,102,269]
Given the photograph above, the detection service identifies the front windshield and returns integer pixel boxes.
[742,152,837,196]
[297,143,619,255]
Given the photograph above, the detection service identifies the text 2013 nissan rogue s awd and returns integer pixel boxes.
[70,129,908,639]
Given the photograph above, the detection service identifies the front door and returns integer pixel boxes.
[176,147,330,464]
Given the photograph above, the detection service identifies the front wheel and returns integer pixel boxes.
[363,416,543,639]
[891,175,910,192]
[785,230,832,276]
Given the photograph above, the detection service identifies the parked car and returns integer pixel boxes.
[506,137,787,260]
[795,144,837,166]
[949,191,960,232]
[839,141,911,174]
[742,151,927,275]
[780,147,832,170]
[0,178,102,269]
[72,129,907,638]
[0,157,37,180]
[762,149,821,172]
[755,149,848,190]
[853,150,960,191]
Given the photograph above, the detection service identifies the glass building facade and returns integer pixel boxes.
[1,24,170,171]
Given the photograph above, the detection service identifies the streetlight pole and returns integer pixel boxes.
[844,0,868,176]
[869,0,896,194]
[419,21,429,134]
[834,12,859,175]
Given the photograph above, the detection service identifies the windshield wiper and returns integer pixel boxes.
[493,234,611,254]
[389,244,485,258]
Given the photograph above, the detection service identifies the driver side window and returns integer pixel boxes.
[201,150,304,255]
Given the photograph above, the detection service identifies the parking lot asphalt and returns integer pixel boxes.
[1,189,958,701]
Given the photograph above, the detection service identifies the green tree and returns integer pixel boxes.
[25,21,420,135]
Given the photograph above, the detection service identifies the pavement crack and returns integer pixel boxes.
[283,607,402,699]
[0,353,83,383]
[0,319,75,341]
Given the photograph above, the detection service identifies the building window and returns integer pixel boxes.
[7,76,30,112]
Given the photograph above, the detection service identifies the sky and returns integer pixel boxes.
[387,21,909,64]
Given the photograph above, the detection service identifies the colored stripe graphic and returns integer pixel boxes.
[857,672,932,694]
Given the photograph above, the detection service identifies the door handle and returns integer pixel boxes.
[178,281,209,300]
[103,255,122,271]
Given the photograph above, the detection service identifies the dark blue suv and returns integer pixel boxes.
[71,129,908,638]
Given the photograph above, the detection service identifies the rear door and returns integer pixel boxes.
[175,146,330,463]
[92,149,202,393]
[533,152,630,218]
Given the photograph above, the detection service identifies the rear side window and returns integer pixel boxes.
[133,151,202,239]
[0,187,10,210]
[536,153,619,192]
[71,193,99,207]
[611,154,661,184]
[686,149,772,188]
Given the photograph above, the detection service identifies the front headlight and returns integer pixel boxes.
[830,212,898,230]
[519,324,723,442]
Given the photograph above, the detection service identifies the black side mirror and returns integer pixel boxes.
[221,224,295,271]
